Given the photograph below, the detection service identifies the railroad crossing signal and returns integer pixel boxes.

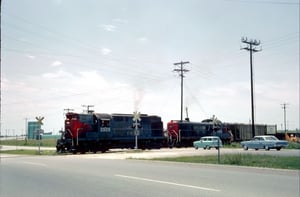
[133,111,141,149]
[132,111,142,130]
[133,111,141,122]
[36,116,44,125]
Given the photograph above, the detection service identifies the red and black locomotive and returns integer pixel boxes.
[56,112,164,153]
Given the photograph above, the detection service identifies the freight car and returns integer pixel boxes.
[224,123,277,141]
[56,112,164,153]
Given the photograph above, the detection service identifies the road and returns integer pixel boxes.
[1,154,299,197]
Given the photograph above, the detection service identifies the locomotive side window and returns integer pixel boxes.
[100,119,110,132]
[193,125,206,136]
[101,120,110,127]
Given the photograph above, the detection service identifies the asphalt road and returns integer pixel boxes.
[1,155,299,197]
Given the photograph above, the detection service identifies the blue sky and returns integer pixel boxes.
[1,0,299,135]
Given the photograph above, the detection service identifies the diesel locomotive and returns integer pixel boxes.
[166,118,233,147]
[56,112,164,153]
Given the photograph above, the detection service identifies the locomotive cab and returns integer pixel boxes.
[56,112,95,153]
[167,120,180,147]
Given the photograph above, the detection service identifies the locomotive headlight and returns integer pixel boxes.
[66,121,70,125]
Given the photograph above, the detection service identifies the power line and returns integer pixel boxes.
[241,37,262,137]
[173,61,190,122]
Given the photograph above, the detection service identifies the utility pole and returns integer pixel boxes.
[281,103,289,133]
[241,37,262,138]
[82,105,94,114]
[64,108,74,113]
[173,61,190,122]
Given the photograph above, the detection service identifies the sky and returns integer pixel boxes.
[1,0,299,136]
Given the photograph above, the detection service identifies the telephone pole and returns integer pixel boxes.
[82,105,94,114]
[241,37,262,137]
[64,108,74,113]
[173,61,190,122]
[281,103,289,132]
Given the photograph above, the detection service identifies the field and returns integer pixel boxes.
[0,138,57,147]
[150,154,300,170]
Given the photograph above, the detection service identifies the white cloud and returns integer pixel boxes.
[26,55,36,59]
[42,70,71,79]
[101,48,112,55]
[100,24,116,32]
[51,61,63,67]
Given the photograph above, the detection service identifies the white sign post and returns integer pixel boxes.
[132,111,141,150]
[35,116,44,155]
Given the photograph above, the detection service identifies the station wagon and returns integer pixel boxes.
[193,136,222,150]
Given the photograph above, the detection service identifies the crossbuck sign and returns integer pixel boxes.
[133,111,141,149]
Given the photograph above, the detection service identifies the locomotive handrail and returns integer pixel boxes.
[66,129,73,146]
[167,129,179,145]
[76,128,83,146]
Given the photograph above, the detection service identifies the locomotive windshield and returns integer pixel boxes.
[78,114,94,125]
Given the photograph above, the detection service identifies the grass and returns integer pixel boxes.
[151,154,300,170]
[0,149,57,155]
[287,142,300,149]
[0,138,57,147]
[223,142,300,149]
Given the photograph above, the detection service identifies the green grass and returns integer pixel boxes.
[286,142,300,149]
[0,138,57,147]
[0,149,57,155]
[223,142,300,149]
[151,154,300,170]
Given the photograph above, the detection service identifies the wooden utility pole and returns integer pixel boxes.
[82,105,94,114]
[173,61,190,122]
[281,103,289,133]
[241,37,262,137]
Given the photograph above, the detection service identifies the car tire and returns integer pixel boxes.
[195,147,198,150]
[243,145,248,150]
[207,146,211,150]
[265,146,270,151]
[276,147,281,151]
